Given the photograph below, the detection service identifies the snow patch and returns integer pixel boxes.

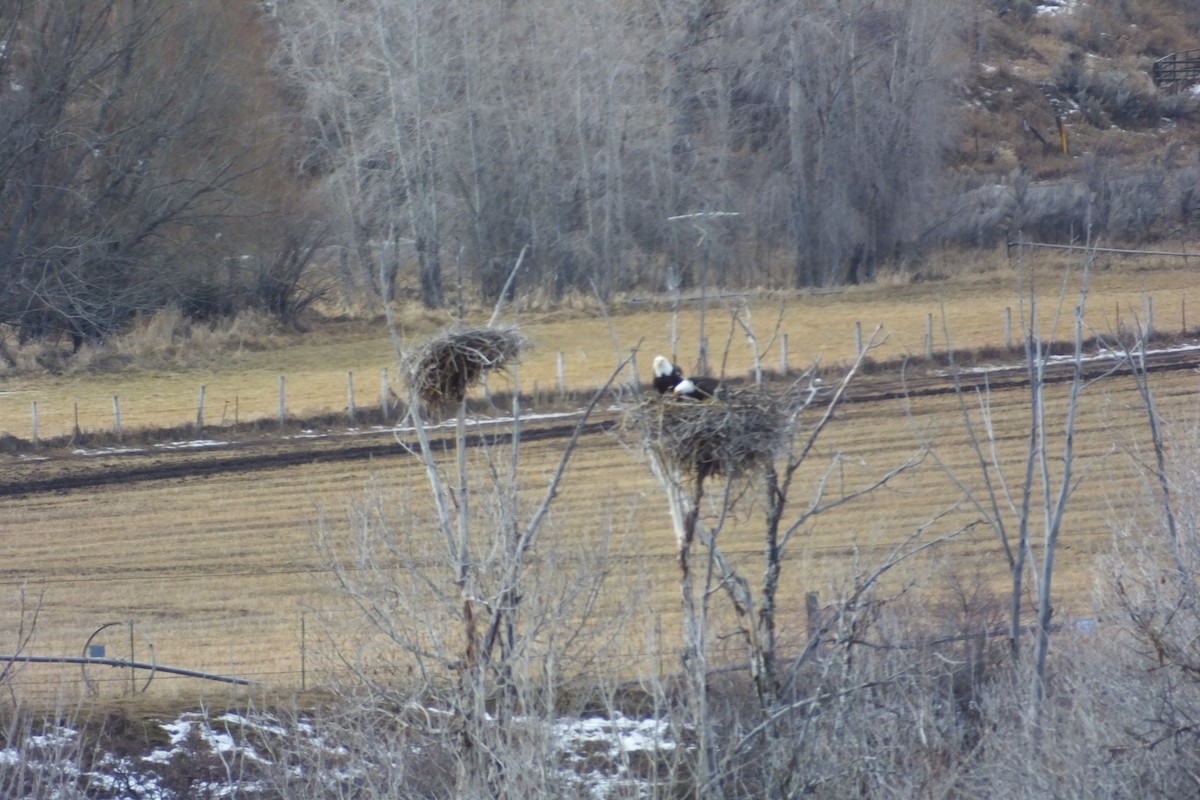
[73,446,145,456]
[154,439,228,450]
[1036,0,1078,16]
[2,710,682,799]
[152,712,269,765]
[930,341,1200,377]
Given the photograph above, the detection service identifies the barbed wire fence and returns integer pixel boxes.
[7,271,1200,445]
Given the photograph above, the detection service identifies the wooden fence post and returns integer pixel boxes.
[1005,307,1013,349]
[854,322,863,356]
[346,371,356,425]
[1146,296,1154,338]
[300,612,307,692]
[73,402,80,440]
[31,401,38,449]
[780,333,789,376]
[380,368,390,422]
[556,351,566,398]
[195,385,206,432]
[278,375,286,430]
[113,396,122,442]
[925,313,934,359]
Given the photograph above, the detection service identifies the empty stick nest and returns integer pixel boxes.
[405,326,530,407]
[627,388,783,482]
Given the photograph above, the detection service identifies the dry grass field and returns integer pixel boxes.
[2,252,1199,705]
[3,252,1199,441]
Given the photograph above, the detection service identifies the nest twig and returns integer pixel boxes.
[626,387,783,482]
[405,326,530,407]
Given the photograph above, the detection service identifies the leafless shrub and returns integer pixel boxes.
[0,307,295,376]
[404,326,530,408]
[0,700,89,800]
[1053,52,1200,129]
[313,346,634,798]
[1097,412,1200,764]
[241,699,456,799]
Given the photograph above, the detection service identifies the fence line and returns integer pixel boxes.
[1152,48,1200,94]
[0,605,1104,700]
[7,296,1199,445]
[1007,239,1196,259]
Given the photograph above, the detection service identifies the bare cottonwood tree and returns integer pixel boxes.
[0,0,309,345]
[631,331,965,797]
[688,0,962,287]
[277,0,670,305]
[926,251,1108,726]
[276,0,964,304]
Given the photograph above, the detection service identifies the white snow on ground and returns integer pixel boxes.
[144,712,268,767]
[385,407,593,437]
[1036,0,1078,16]
[274,408,593,441]
[154,439,229,450]
[551,714,683,799]
[930,341,1200,377]
[0,710,682,799]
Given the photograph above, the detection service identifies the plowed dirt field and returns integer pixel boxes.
[3,343,1198,701]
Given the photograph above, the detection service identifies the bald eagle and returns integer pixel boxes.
[652,355,685,395]
[673,375,723,401]
[653,354,722,400]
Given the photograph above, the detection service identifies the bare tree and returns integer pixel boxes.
[316,321,633,797]
[0,0,307,346]
[629,330,971,797]
[729,0,963,286]
[924,251,1111,729]
[277,0,965,305]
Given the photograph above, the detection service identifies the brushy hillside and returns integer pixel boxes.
[944,0,1200,246]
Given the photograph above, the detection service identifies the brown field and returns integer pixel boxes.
[2,253,1198,441]
[1,253,1199,704]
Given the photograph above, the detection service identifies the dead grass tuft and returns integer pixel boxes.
[625,388,783,483]
[404,325,530,408]
[73,308,291,372]
[0,308,295,376]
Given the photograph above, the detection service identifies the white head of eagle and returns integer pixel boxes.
[652,355,684,395]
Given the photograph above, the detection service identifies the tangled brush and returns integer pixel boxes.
[626,388,784,483]
[405,326,530,408]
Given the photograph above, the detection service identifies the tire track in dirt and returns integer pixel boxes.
[0,419,617,498]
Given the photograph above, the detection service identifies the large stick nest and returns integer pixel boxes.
[405,326,530,407]
[626,388,784,482]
